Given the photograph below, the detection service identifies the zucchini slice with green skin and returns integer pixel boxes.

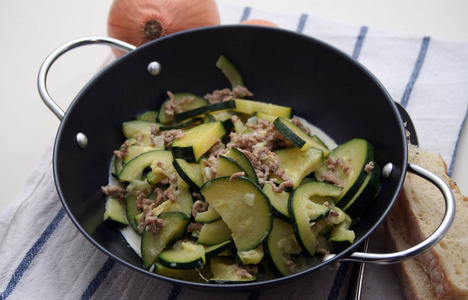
[253,111,277,123]
[119,150,173,182]
[216,155,245,178]
[158,93,208,125]
[275,146,324,188]
[209,257,257,283]
[329,215,355,246]
[238,244,264,265]
[122,120,157,139]
[104,196,128,225]
[158,240,206,270]
[342,162,381,218]
[262,182,290,222]
[125,190,142,233]
[141,211,190,268]
[171,122,226,163]
[264,218,302,277]
[310,135,331,158]
[136,110,158,122]
[151,187,193,218]
[232,99,292,119]
[204,240,234,259]
[288,182,341,256]
[216,54,244,88]
[159,117,203,131]
[194,204,221,223]
[273,117,313,151]
[225,147,258,184]
[200,176,272,252]
[175,101,236,123]
[173,158,205,191]
[315,138,374,208]
[153,262,206,282]
[197,218,232,246]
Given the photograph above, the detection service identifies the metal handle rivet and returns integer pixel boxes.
[147,61,161,76]
[382,163,393,179]
[76,133,88,149]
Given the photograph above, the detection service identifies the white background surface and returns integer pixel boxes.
[1,0,467,215]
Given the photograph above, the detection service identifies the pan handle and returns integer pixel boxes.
[37,36,136,121]
[341,162,456,264]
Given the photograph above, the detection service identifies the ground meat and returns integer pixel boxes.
[229,171,245,181]
[164,91,182,117]
[329,209,340,217]
[192,200,208,218]
[207,139,227,157]
[286,260,297,274]
[101,185,126,199]
[291,118,311,135]
[113,140,130,160]
[192,192,203,201]
[163,186,177,202]
[231,147,280,185]
[364,161,375,174]
[231,118,291,151]
[187,222,203,232]
[204,86,253,104]
[162,129,185,148]
[143,215,165,236]
[321,170,345,188]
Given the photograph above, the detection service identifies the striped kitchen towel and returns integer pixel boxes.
[1,2,467,300]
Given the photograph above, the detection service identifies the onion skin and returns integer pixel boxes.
[240,19,280,28]
[107,0,221,57]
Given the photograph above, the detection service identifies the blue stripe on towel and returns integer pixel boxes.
[352,26,368,59]
[449,108,468,176]
[240,7,251,22]
[167,285,182,300]
[400,36,431,108]
[0,208,66,300]
[296,14,308,33]
[327,262,351,300]
[79,258,116,300]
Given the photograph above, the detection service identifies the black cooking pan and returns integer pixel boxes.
[38,26,455,291]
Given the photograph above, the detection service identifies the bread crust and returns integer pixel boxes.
[386,145,468,299]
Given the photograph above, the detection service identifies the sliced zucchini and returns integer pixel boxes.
[201,176,272,251]
[232,99,292,119]
[315,138,374,208]
[194,204,221,223]
[238,244,264,265]
[119,150,173,182]
[173,158,205,191]
[329,215,355,246]
[158,240,206,270]
[264,218,302,277]
[275,146,324,188]
[216,54,244,88]
[262,183,290,222]
[225,147,258,184]
[197,218,232,246]
[171,122,226,163]
[122,120,157,139]
[253,111,277,123]
[209,257,257,283]
[136,110,158,122]
[342,162,381,218]
[273,117,313,151]
[159,117,203,131]
[125,190,142,233]
[204,240,234,259]
[141,211,189,268]
[153,262,206,282]
[151,187,193,218]
[104,196,128,225]
[216,155,245,178]
[175,100,236,123]
[310,135,331,158]
[158,93,208,125]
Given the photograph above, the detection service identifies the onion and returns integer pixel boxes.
[240,19,280,28]
[107,0,221,57]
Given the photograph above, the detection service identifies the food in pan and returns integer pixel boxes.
[101,55,381,283]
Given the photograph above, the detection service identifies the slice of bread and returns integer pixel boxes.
[384,144,468,299]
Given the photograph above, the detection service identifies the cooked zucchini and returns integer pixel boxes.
[204,240,234,259]
[173,158,205,191]
[275,146,324,188]
[125,190,142,233]
[158,93,208,125]
[216,54,244,88]
[171,122,226,163]
[238,245,264,265]
[194,204,221,223]
[262,183,290,222]
[104,196,128,225]
[159,117,203,131]
[264,218,302,277]
[175,101,236,123]
[216,155,245,178]
[158,240,206,270]
[315,138,374,208]
[225,147,258,184]
[197,218,232,246]
[273,117,313,151]
[232,99,292,119]
[141,211,190,268]
[253,111,277,123]
[151,187,193,218]
[122,120,156,139]
[153,262,206,282]
[136,110,158,122]
[209,257,257,283]
[201,176,272,251]
[329,215,355,246]
[119,150,173,182]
